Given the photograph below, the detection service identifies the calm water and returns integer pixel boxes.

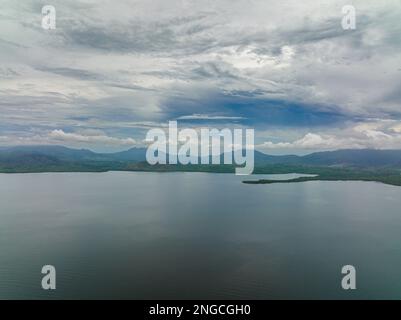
[1,172,401,299]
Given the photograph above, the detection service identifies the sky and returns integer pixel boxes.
[0,0,400,154]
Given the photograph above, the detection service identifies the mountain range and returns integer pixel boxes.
[2,145,401,170]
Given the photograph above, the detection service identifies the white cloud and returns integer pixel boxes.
[0,130,137,149]
[259,133,354,150]
[259,122,401,151]
[48,130,136,145]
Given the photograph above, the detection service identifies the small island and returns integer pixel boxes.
[243,169,401,187]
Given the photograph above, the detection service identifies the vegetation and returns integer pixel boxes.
[1,146,401,187]
[244,166,401,187]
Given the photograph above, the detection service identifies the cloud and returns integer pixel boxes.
[259,121,401,151]
[1,0,401,151]
[35,66,101,81]
[260,133,346,149]
[0,130,137,150]
[176,114,245,120]
[48,129,136,145]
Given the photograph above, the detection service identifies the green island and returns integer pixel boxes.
[243,166,401,187]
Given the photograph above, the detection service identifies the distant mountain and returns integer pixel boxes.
[105,147,147,162]
[254,151,301,165]
[1,145,401,172]
[0,145,97,161]
[0,145,147,162]
[256,149,401,168]
[299,149,401,167]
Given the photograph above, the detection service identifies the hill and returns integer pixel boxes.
[1,146,401,186]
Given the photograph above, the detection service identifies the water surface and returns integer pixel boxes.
[1,172,401,299]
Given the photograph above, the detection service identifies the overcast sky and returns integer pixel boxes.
[1,0,400,154]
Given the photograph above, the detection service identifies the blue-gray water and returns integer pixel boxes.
[1,172,401,299]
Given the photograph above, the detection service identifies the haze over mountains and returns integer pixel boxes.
[1,145,401,172]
